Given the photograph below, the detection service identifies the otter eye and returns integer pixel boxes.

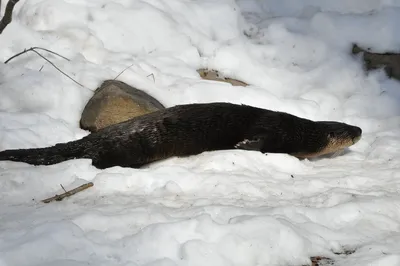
[328,132,336,138]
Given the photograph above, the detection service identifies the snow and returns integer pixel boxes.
[0,0,400,265]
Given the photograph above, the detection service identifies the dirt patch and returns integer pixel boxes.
[197,69,248,86]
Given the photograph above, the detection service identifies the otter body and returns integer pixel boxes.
[0,102,362,169]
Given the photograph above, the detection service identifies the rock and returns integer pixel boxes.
[80,79,165,132]
[352,43,400,81]
[309,256,334,266]
[197,69,248,86]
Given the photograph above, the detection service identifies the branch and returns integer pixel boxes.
[41,182,94,203]
[0,0,20,34]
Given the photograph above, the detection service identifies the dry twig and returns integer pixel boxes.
[60,184,67,193]
[4,46,85,88]
[147,73,155,82]
[5,46,71,64]
[30,49,85,88]
[41,182,94,203]
[0,0,20,34]
[113,62,135,80]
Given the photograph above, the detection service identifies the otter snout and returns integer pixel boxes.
[350,126,362,144]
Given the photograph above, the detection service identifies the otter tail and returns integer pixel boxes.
[0,139,88,166]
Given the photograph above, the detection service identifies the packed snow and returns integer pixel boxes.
[0,0,400,265]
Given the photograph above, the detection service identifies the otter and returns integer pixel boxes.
[0,102,362,169]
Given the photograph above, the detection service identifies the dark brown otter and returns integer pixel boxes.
[0,102,362,169]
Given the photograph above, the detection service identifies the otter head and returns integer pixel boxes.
[292,121,362,159]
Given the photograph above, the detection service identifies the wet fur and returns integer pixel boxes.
[0,102,361,169]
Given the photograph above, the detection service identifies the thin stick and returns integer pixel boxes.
[4,48,29,64]
[0,0,20,34]
[60,184,67,193]
[4,47,86,88]
[113,62,135,80]
[31,46,71,61]
[41,182,94,203]
[30,49,85,88]
[147,73,155,83]
[4,47,70,64]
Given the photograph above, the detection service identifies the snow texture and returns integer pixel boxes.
[0,0,400,265]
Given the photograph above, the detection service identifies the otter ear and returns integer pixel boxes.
[328,132,336,138]
[234,137,265,151]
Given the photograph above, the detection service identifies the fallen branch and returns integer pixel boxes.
[4,46,85,88]
[41,182,94,203]
[0,0,20,34]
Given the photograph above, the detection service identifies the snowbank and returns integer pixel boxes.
[0,0,400,265]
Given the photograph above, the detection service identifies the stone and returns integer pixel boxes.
[80,79,165,132]
[197,69,248,86]
[352,43,400,81]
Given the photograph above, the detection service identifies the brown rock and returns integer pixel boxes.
[352,43,400,80]
[80,79,165,132]
[309,256,334,266]
[301,249,355,266]
[197,69,248,86]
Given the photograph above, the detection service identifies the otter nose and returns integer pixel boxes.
[354,126,362,137]
[352,126,362,144]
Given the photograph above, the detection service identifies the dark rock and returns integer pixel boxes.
[300,256,334,266]
[309,256,334,266]
[80,79,165,132]
[352,43,400,80]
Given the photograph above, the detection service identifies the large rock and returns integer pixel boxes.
[352,43,400,81]
[80,79,165,132]
[197,69,248,86]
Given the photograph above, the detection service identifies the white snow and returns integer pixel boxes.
[0,0,400,265]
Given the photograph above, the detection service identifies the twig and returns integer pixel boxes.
[4,46,86,88]
[113,62,135,80]
[30,49,85,88]
[31,46,71,61]
[147,73,155,83]
[60,184,67,193]
[4,48,29,64]
[0,0,20,34]
[4,46,70,64]
[41,182,94,203]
